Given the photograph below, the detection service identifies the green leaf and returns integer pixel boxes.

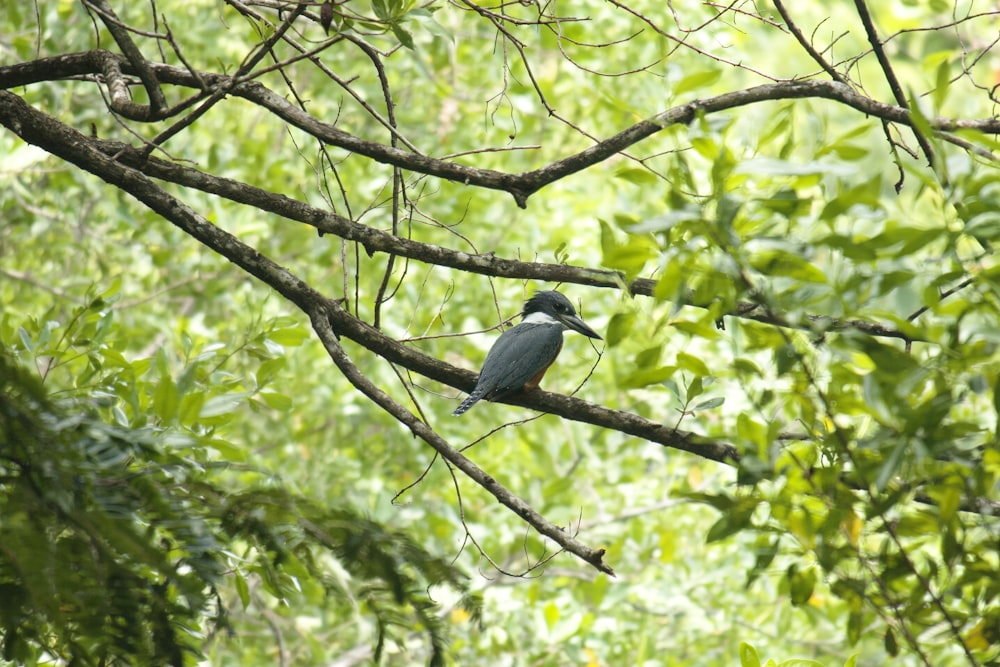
[654,259,686,302]
[685,375,704,402]
[964,211,1000,241]
[846,611,864,645]
[739,642,761,667]
[618,365,676,389]
[884,627,898,657]
[875,440,908,491]
[907,92,935,146]
[635,345,662,369]
[372,0,389,20]
[749,249,827,283]
[200,392,250,419]
[268,326,309,347]
[259,391,293,411]
[605,312,636,347]
[787,565,817,606]
[599,221,656,278]
[737,413,767,448]
[178,392,205,426]
[690,136,720,160]
[706,501,755,542]
[408,8,454,42]
[152,375,179,422]
[677,351,709,376]
[18,326,33,352]
[391,23,415,49]
[693,396,724,411]
[674,68,722,95]
[858,339,915,377]
[613,166,659,185]
[671,317,722,340]
[235,571,251,610]
[775,344,797,375]
[543,601,559,630]
[932,58,950,111]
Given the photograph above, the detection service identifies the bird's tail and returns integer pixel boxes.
[452,389,484,416]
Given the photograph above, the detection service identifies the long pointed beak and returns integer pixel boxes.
[561,313,602,340]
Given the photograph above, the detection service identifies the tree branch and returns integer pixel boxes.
[772,0,848,84]
[852,0,937,168]
[2,53,998,207]
[309,307,615,575]
[88,137,920,345]
[82,0,168,118]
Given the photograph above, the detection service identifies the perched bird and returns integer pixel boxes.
[453,290,602,416]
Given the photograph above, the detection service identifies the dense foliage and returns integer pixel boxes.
[3,0,1000,665]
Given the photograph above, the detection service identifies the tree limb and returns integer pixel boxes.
[2,53,998,206]
[852,0,937,168]
[88,137,920,345]
[81,0,168,118]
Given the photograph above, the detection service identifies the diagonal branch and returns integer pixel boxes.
[2,84,998,525]
[309,308,614,575]
[772,0,848,84]
[0,101,736,464]
[852,0,936,168]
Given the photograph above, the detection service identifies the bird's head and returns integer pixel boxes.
[522,291,602,340]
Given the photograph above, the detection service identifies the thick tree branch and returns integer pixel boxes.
[82,0,168,118]
[0,88,740,465]
[2,53,998,207]
[89,137,920,345]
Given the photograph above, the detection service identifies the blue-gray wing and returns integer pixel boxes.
[477,323,563,400]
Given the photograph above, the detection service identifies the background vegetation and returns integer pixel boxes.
[2,0,1000,665]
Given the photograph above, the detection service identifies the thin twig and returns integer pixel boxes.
[853,0,936,168]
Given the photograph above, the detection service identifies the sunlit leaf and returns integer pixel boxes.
[749,249,827,283]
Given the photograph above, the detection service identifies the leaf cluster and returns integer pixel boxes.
[0,345,473,666]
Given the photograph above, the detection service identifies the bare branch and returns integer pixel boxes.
[89,136,919,345]
[82,0,168,117]
[0,88,746,463]
[4,53,1000,207]
[852,0,936,168]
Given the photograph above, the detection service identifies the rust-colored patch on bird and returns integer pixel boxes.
[523,363,552,391]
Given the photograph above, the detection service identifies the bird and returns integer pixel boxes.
[453,290,602,416]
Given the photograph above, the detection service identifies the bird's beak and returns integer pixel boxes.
[560,313,602,340]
